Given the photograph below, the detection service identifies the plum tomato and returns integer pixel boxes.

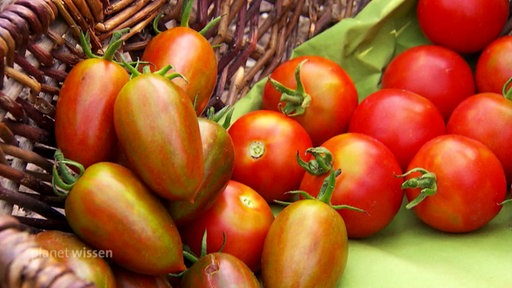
[63,162,186,275]
[141,26,217,115]
[401,134,507,233]
[228,110,313,202]
[35,230,116,287]
[447,92,512,185]
[262,55,358,146]
[416,0,509,54]
[299,133,404,238]
[113,72,203,202]
[111,264,173,288]
[178,180,274,272]
[55,57,129,168]
[167,117,235,225]
[180,252,261,288]
[381,45,475,120]
[349,88,446,170]
[261,170,348,287]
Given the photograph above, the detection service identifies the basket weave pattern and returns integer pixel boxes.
[0,0,369,286]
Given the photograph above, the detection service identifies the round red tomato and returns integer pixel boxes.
[178,180,275,272]
[349,88,446,170]
[262,55,358,146]
[381,45,475,120]
[416,0,509,54]
[447,92,512,184]
[402,134,507,233]
[299,133,404,238]
[228,110,313,202]
[475,35,512,94]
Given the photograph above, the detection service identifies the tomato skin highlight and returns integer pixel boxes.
[381,45,475,121]
[167,118,235,225]
[35,230,116,287]
[228,110,313,202]
[349,88,446,171]
[262,55,358,146]
[416,0,509,54]
[55,58,129,168]
[141,26,217,115]
[447,92,512,185]
[404,135,507,233]
[65,162,186,275]
[300,133,404,238]
[113,73,203,202]
[180,252,261,288]
[261,199,348,288]
[178,180,274,272]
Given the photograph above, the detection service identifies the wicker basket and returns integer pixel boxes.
[0,0,369,286]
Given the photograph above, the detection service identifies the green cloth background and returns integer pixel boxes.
[231,0,512,287]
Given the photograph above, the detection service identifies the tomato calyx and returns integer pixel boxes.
[269,60,312,117]
[205,105,234,129]
[122,55,186,82]
[171,230,227,278]
[297,147,333,176]
[278,147,365,213]
[51,149,85,197]
[80,28,128,62]
[502,77,512,101]
[398,167,438,209]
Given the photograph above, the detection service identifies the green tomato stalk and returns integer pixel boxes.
[52,149,85,197]
[397,167,438,209]
[502,76,512,101]
[268,59,312,117]
[151,0,222,36]
[79,28,129,62]
[277,147,365,213]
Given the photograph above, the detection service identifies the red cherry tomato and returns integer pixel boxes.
[402,134,507,233]
[228,110,313,202]
[300,133,404,238]
[381,45,475,120]
[349,88,446,170]
[262,55,358,146]
[447,92,512,184]
[416,0,509,54]
[178,180,275,272]
[475,35,512,94]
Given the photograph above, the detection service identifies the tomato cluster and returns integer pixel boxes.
[43,0,512,287]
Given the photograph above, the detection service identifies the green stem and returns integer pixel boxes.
[296,147,333,176]
[199,15,222,36]
[152,12,164,34]
[79,29,129,61]
[51,150,84,197]
[181,0,194,28]
[103,28,129,61]
[502,76,512,101]
[269,59,312,117]
[397,167,437,209]
[183,249,199,263]
[206,105,234,129]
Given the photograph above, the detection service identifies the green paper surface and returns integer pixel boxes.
[231,0,512,286]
